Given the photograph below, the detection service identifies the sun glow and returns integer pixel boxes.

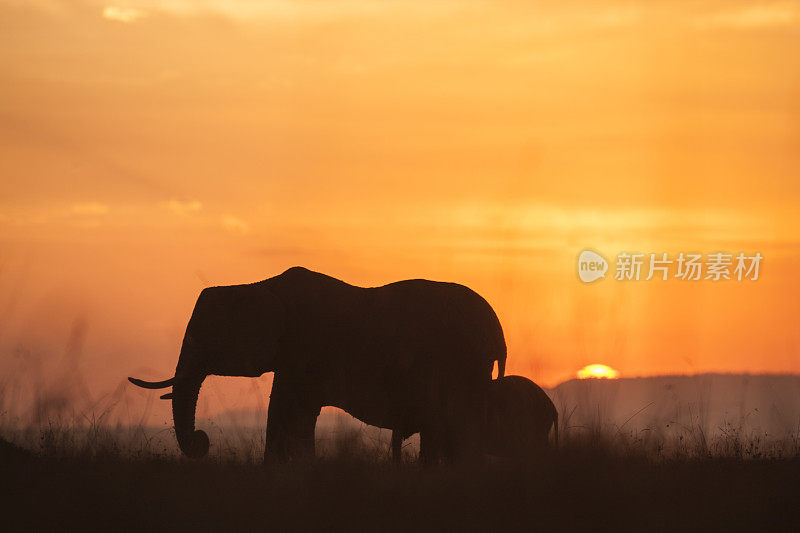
[577,364,620,379]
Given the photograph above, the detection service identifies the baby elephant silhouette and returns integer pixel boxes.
[485,375,558,458]
[391,375,558,461]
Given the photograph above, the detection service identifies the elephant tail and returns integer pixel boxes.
[496,356,506,380]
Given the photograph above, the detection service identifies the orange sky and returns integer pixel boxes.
[1,1,799,416]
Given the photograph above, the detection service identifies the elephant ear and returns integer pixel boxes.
[187,283,286,376]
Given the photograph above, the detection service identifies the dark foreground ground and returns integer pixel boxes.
[1,440,798,532]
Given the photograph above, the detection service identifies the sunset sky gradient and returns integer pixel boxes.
[1,1,798,419]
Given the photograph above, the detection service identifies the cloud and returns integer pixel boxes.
[221,215,250,234]
[102,6,147,23]
[71,202,110,216]
[162,199,202,215]
[695,2,797,29]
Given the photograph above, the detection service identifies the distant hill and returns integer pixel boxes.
[549,374,800,438]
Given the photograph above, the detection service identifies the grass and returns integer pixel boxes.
[2,371,799,530]
[2,419,799,531]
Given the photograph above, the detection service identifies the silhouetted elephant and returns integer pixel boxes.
[129,267,506,463]
[485,375,558,457]
[391,375,557,462]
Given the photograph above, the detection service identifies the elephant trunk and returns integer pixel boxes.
[172,374,209,459]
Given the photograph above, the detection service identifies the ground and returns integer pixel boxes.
[2,437,798,532]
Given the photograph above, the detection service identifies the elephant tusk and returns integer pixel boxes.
[128,376,176,389]
[160,392,174,400]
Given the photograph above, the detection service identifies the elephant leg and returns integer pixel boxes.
[440,413,480,463]
[453,418,483,462]
[445,383,485,463]
[265,373,321,463]
[391,431,402,464]
[419,428,445,465]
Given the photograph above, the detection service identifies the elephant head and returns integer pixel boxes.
[128,283,285,458]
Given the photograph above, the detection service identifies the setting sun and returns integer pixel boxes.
[577,364,620,379]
